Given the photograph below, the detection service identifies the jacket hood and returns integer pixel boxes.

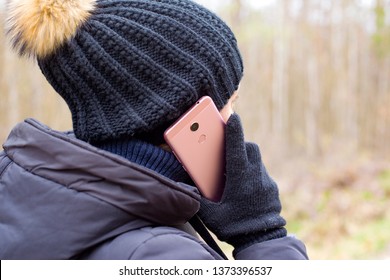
[1,119,200,259]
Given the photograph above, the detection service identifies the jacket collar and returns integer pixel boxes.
[3,119,201,226]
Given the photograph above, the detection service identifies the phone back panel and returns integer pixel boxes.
[164,96,225,201]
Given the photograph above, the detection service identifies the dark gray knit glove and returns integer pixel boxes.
[197,114,287,255]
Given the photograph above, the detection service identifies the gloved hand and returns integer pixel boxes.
[197,114,287,255]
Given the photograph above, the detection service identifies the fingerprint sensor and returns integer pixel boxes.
[198,134,207,144]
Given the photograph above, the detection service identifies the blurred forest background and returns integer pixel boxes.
[1,0,390,259]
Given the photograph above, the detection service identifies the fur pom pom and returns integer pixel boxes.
[6,0,96,58]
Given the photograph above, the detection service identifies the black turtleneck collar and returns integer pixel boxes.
[92,138,191,184]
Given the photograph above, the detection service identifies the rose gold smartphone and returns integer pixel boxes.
[164,96,225,202]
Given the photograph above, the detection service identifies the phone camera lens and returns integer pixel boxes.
[190,122,199,132]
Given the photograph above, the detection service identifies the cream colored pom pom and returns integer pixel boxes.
[6,0,96,58]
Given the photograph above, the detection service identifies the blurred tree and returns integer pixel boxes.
[218,0,390,161]
[373,0,390,58]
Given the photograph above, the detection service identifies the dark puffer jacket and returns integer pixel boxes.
[0,119,307,260]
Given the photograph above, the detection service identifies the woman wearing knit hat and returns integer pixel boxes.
[0,0,307,259]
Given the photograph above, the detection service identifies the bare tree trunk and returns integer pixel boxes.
[346,22,359,150]
[272,0,289,146]
[377,56,390,154]
[30,63,44,120]
[306,54,321,157]
[4,48,19,127]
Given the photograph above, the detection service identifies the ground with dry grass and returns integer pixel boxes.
[280,159,390,259]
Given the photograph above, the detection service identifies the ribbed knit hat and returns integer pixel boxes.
[6,0,243,142]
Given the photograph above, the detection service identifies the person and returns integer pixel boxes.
[0,0,308,260]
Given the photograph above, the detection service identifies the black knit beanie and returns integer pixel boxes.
[6,0,243,142]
